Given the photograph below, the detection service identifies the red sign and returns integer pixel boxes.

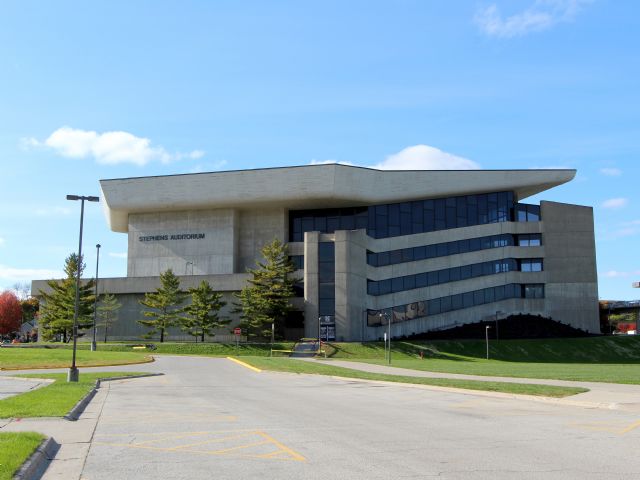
[234,328,241,335]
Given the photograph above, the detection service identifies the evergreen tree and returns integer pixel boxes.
[233,239,297,339]
[138,269,186,342]
[97,293,122,342]
[182,280,228,342]
[39,254,95,342]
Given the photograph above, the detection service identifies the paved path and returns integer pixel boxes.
[0,376,50,400]
[315,359,640,412]
[2,356,640,479]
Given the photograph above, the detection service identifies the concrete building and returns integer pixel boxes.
[32,164,600,341]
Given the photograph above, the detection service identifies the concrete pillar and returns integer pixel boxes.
[303,232,320,339]
[334,230,368,341]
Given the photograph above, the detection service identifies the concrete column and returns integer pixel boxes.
[303,231,320,339]
[334,230,368,341]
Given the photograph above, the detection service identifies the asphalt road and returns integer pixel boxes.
[78,356,640,480]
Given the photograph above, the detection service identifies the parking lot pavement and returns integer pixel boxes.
[76,356,640,480]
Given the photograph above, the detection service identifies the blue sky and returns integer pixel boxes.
[0,0,638,300]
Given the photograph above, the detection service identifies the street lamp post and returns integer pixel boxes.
[66,195,99,382]
[91,244,101,352]
[485,325,491,360]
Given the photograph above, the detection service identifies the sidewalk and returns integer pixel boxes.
[311,359,640,412]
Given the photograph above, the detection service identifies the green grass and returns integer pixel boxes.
[0,348,152,370]
[0,372,147,418]
[31,342,294,356]
[240,357,588,398]
[0,432,45,480]
[323,337,640,384]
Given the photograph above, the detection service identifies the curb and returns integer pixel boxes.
[0,356,155,371]
[13,437,60,480]
[64,373,164,421]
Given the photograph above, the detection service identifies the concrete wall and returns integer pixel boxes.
[128,210,238,277]
[541,201,600,332]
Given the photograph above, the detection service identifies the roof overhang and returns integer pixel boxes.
[100,164,576,232]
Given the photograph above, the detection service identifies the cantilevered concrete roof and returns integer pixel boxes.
[100,164,575,232]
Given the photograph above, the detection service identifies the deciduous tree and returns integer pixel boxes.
[0,290,22,336]
[138,269,186,342]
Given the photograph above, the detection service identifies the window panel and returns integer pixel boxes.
[415,273,428,288]
[404,275,415,290]
[392,277,404,293]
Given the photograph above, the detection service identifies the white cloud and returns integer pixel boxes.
[601,198,628,209]
[108,252,127,259]
[309,159,354,166]
[23,126,204,167]
[0,265,63,281]
[601,270,640,279]
[188,160,230,173]
[34,206,72,216]
[372,145,480,170]
[600,168,622,176]
[475,0,592,38]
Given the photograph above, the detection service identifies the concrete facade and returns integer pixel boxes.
[32,165,600,341]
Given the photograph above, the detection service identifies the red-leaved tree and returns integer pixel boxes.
[0,290,22,335]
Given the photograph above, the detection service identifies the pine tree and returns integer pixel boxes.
[39,254,95,342]
[138,269,186,342]
[182,280,228,342]
[233,239,297,339]
[97,293,122,342]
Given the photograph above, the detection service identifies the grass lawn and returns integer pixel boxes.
[0,372,147,418]
[240,357,587,398]
[324,338,640,384]
[0,432,45,480]
[0,348,152,370]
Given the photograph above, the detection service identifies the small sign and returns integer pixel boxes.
[234,328,241,335]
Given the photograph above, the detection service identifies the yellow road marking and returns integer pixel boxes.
[94,429,306,462]
[226,356,262,372]
[569,419,640,435]
[619,420,640,435]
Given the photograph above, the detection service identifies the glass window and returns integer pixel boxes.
[471,263,483,277]
[390,250,402,265]
[401,248,414,262]
[463,292,474,308]
[392,277,404,293]
[319,298,335,315]
[367,281,378,296]
[460,265,472,280]
[378,251,390,266]
[318,243,335,262]
[458,238,470,253]
[379,279,391,295]
[448,241,459,255]
[388,204,400,226]
[341,215,355,230]
[529,234,542,246]
[404,275,415,290]
[414,246,426,261]
[524,284,544,298]
[438,269,450,284]
[426,244,436,258]
[436,243,448,257]
[473,290,484,305]
[319,283,335,299]
[367,252,378,266]
[449,267,461,282]
[451,294,463,310]
[428,298,441,315]
[441,296,452,313]
[469,237,481,251]
[528,205,540,221]
[485,287,495,303]
[428,271,438,286]
[393,305,406,323]
[319,263,334,283]
[494,285,505,301]
[415,273,428,288]
[400,212,412,235]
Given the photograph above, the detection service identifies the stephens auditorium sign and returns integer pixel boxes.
[139,233,206,242]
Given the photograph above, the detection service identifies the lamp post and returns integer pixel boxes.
[379,311,391,364]
[91,244,101,352]
[66,195,99,382]
[485,325,491,360]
